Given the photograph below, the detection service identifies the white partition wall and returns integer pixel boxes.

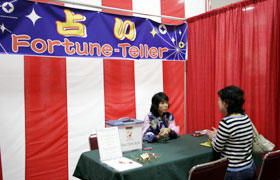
[0,0,206,179]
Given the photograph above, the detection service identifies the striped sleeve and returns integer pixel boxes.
[212,118,230,152]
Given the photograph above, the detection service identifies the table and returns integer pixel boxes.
[73,134,216,180]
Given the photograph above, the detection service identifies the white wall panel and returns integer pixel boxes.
[0,55,25,180]
[63,0,102,11]
[134,60,163,120]
[66,57,105,180]
[185,0,205,18]
[133,0,161,23]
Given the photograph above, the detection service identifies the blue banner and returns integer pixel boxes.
[0,0,187,60]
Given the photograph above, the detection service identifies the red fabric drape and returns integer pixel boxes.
[103,60,136,121]
[24,57,68,180]
[161,0,186,134]
[186,0,280,149]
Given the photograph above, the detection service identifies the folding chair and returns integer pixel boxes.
[89,134,98,150]
[188,157,228,180]
[257,150,280,180]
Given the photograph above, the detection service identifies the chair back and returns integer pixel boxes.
[257,150,280,180]
[188,157,228,180]
[89,134,98,150]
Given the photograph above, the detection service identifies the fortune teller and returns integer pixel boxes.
[142,92,179,143]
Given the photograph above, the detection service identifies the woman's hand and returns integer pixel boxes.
[206,127,217,140]
[159,128,171,138]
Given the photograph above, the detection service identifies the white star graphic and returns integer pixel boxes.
[171,37,175,43]
[26,8,41,26]
[0,23,11,34]
[179,30,182,35]
[0,23,6,33]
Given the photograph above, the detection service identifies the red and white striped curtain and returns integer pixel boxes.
[0,0,207,179]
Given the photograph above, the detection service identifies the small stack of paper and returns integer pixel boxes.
[97,127,142,172]
[103,157,142,172]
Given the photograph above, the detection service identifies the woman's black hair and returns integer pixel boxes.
[218,85,245,116]
[150,92,169,117]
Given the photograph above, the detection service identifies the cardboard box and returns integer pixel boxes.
[106,118,144,152]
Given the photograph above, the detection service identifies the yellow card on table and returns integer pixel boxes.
[200,140,212,147]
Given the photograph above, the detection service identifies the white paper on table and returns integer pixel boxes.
[97,127,123,161]
[103,157,142,172]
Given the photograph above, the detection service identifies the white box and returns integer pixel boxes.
[106,118,144,152]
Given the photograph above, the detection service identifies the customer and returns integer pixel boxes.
[142,92,179,143]
[206,85,256,180]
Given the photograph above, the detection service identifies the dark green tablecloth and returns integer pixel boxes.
[73,134,216,180]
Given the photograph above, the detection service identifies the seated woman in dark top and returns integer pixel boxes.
[142,92,179,143]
